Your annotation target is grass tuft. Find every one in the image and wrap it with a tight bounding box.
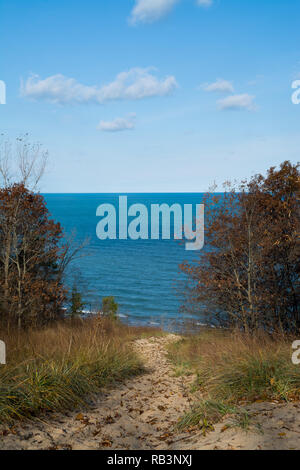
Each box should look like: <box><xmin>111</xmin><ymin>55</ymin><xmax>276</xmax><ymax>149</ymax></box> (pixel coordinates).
<box><xmin>0</xmin><ymin>317</ymin><xmax>160</xmax><ymax>424</ymax></box>
<box><xmin>168</xmin><ymin>329</ymin><xmax>300</xmax><ymax>431</ymax></box>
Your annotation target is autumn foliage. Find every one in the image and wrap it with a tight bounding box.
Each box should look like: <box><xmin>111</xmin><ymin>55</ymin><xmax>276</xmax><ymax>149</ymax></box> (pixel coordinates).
<box><xmin>0</xmin><ymin>183</ymin><xmax>66</xmax><ymax>328</ymax></box>
<box><xmin>180</xmin><ymin>161</ymin><xmax>300</xmax><ymax>334</ymax></box>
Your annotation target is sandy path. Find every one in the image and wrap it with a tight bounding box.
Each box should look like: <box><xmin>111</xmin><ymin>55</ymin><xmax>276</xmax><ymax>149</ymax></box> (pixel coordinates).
<box><xmin>0</xmin><ymin>334</ymin><xmax>299</xmax><ymax>450</ymax></box>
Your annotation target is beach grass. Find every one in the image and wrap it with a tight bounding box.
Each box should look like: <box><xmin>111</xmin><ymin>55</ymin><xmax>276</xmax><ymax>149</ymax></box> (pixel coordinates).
<box><xmin>0</xmin><ymin>317</ymin><xmax>160</xmax><ymax>424</ymax></box>
<box><xmin>168</xmin><ymin>329</ymin><xmax>300</xmax><ymax>431</ymax></box>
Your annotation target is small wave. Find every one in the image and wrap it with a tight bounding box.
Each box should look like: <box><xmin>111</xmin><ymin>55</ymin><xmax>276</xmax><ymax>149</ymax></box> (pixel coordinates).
<box><xmin>117</xmin><ymin>313</ymin><xmax>128</xmax><ymax>318</ymax></box>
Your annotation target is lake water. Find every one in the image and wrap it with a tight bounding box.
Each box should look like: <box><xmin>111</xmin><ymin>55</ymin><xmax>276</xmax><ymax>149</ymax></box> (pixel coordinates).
<box><xmin>44</xmin><ymin>193</ymin><xmax>205</xmax><ymax>328</ymax></box>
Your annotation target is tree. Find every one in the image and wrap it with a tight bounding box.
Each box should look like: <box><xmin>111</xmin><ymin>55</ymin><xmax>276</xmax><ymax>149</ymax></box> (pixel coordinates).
<box><xmin>69</xmin><ymin>285</ymin><xmax>84</xmax><ymax>317</ymax></box>
<box><xmin>0</xmin><ymin>136</ymin><xmax>88</xmax><ymax>329</ymax></box>
<box><xmin>0</xmin><ymin>183</ymin><xmax>66</xmax><ymax>328</ymax></box>
<box><xmin>102</xmin><ymin>296</ymin><xmax>118</xmax><ymax>320</ymax></box>
<box><xmin>0</xmin><ymin>135</ymin><xmax>47</xmax><ymax>190</ymax></box>
<box><xmin>180</xmin><ymin>161</ymin><xmax>300</xmax><ymax>334</ymax></box>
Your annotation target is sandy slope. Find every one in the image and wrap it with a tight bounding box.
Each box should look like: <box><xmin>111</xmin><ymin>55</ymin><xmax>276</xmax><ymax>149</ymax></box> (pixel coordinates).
<box><xmin>0</xmin><ymin>334</ymin><xmax>299</xmax><ymax>450</ymax></box>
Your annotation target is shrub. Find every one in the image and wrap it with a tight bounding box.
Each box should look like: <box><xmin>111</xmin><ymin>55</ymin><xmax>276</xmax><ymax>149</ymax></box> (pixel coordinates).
<box><xmin>102</xmin><ymin>296</ymin><xmax>118</xmax><ymax>320</ymax></box>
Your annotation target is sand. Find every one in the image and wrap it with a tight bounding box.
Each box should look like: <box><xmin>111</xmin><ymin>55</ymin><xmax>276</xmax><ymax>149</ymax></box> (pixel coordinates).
<box><xmin>0</xmin><ymin>334</ymin><xmax>299</xmax><ymax>450</ymax></box>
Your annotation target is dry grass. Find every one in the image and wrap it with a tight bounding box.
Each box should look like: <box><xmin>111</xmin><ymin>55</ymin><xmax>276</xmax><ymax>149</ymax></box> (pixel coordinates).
<box><xmin>0</xmin><ymin>317</ymin><xmax>161</xmax><ymax>424</ymax></box>
<box><xmin>168</xmin><ymin>329</ymin><xmax>300</xmax><ymax>431</ymax></box>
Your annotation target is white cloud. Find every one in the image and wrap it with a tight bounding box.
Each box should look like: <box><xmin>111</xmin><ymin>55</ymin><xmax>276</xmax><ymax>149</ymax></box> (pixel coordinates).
<box><xmin>129</xmin><ymin>0</ymin><xmax>212</xmax><ymax>24</ymax></box>
<box><xmin>203</xmin><ymin>79</ymin><xmax>234</xmax><ymax>93</ymax></box>
<box><xmin>197</xmin><ymin>0</ymin><xmax>213</xmax><ymax>7</ymax></box>
<box><xmin>98</xmin><ymin>114</ymin><xmax>136</xmax><ymax>132</ymax></box>
<box><xmin>217</xmin><ymin>94</ymin><xmax>256</xmax><ymax>111</ymax></box>
<box><xmin>130</xmin><ymin>0</ymin><xmax>179</xmax><ymax>24</ymax></box>
<box><xmin>21</xmin><ymin>68</ymin><xmax>178</xmax><ymax>105</ymax></box>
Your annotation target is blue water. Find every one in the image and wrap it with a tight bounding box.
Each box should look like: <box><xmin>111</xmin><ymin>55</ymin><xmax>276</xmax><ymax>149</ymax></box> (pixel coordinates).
<box><xmin>44</xmin><ymin>194</ymin><xmax>204</xmax><ymax>327</ymax></box>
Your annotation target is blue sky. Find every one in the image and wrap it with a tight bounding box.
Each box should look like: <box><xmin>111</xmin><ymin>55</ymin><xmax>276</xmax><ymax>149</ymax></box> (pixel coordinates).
<box><xmin>1</xmin><ymin>0</ymin><xmax>300</xmax><ymax>192</ymax></box>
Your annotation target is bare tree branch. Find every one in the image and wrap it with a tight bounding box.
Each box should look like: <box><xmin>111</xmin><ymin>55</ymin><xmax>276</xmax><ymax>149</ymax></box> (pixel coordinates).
<box><xmin>0</xmin><ymin>134</ymin><xmax>48</xmax><ymax>190</ymax></box>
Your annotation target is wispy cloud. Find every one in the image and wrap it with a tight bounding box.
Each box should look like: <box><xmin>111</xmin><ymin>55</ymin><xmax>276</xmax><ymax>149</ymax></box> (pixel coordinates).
<box><xmin>203</xmin><ymin>79</ymin><xmax>234</xmax><ymax>93</ymax></box>
<box><xmin>196</xmin><ymin>0</ymin><xmax>213</xmax><ymax>7</ymax></box>
<box><xmin>130</xmin><ymin>0</ymin><xmax>179</xmax><ymax>24</ymax></box>
<box><xmin>21</xmin><ymin>68</ymin><xmax>178</xmax><ymax>105</ymax></box>
<box><xmin>98</xmin><ymin>114</ymin><xmax>136</xmax><ymax>132</ymax></box>
<box><xmin>217</xmin><ymin>94</ymin><xmax>256</xmax><ymax>111</ymax></box>
<box><xmin>129</xmin><ymin>0</ymin><xmax>213</xmax><ymax>24</ymax></box>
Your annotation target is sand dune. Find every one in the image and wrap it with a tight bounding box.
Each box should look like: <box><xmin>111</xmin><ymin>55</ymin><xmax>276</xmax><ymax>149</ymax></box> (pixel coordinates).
<box><xmin>0</xmin><ymin>335</ymin><xmax>299</xmax><ymax>450</ymax></box>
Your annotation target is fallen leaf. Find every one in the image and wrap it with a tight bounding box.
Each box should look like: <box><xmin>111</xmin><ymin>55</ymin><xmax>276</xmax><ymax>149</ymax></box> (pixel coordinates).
<box><xmin>159</xmin><ymin>432</ymin><xmax>172</xmax><ymax>441</ymax></box>
<box><xmin>105</xmin><ymin>415</ymin><xmax>115</xmax><ymax>424</ymax></box>
<box><xmin>101</xmin><ymin>439</ymin><xmax>112</xmax><ymax>447</ymax></box>
<box><xmin>75</xmin><ymin>413</ymin><xmax>84</xmax><ymax>422</ymax></box>
<box><xmin>158</xmin><ymin>405</ymin><xmax>166</xmax><ymax>411</ymax></box>
<box><xmin>221</xmin><ymin>425</ymin><xmax>230</xmax><ymax>433</ymax></box>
